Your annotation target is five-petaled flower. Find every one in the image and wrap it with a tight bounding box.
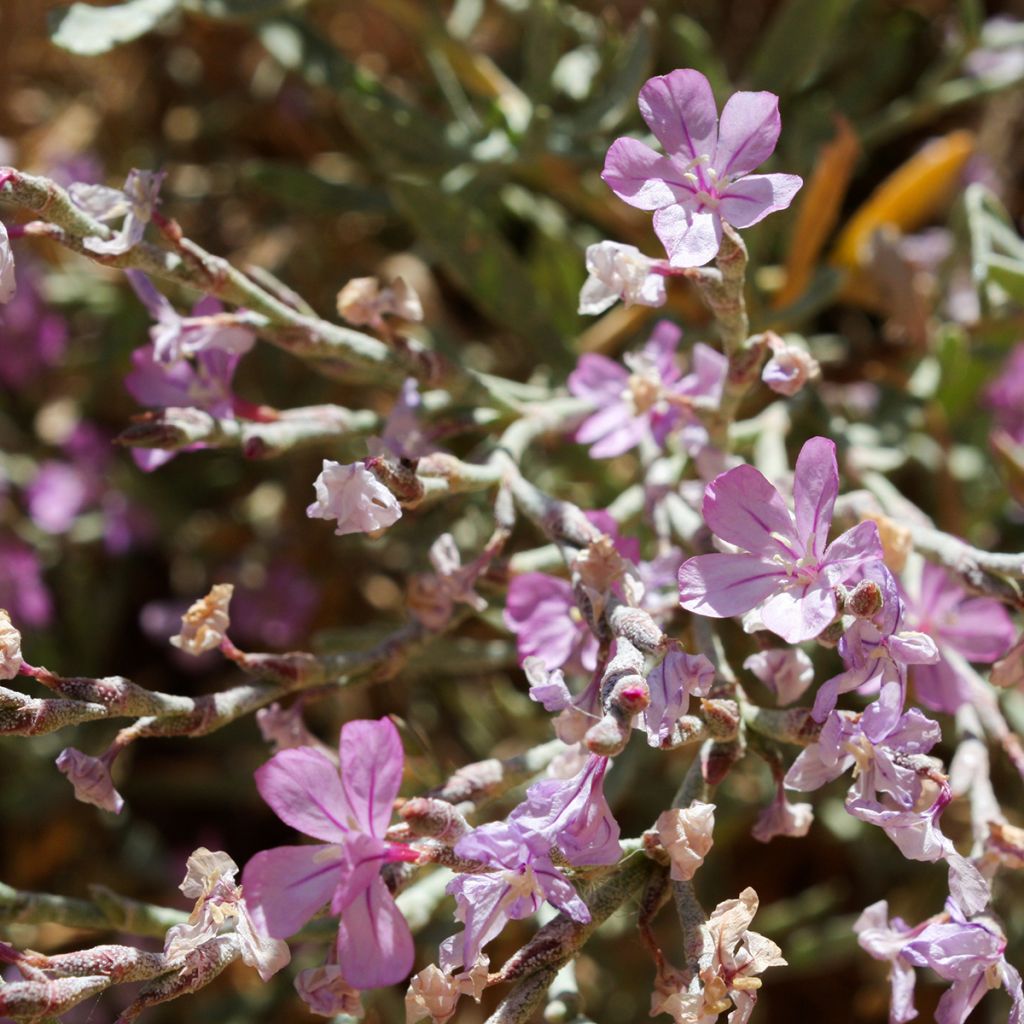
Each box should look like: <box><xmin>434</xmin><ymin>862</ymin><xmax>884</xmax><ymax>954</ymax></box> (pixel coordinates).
<box><xmin>678</xmin><ymin>436</ymin><xmax>884</xmax><ymax>643</ymax></box>
<box><xmin>603</xmin><ymin>70</ymin><xmax>802</xmax><ymax>267</ymax></box>
<box><xmin>242</xmin><ymin>717</ymin><xmax>418</xmax><ymax>989</ymax></box>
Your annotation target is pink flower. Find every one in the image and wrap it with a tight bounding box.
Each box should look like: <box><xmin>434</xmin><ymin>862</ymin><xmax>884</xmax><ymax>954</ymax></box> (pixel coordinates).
<box><xmin>0</xmin><ymin>260</ymin><xmax>68</xmax><ymax>387</ymax></box>
<box><xmin>578</xmin><ymin>241</ymin><xmax>668</xmax><ymax>315</ymax></box>
<box><xmin>678</xmin><ymin>436</ymin><xmax>884</xmax><ymax>643</ymax></box>
<box><xmin>761</xmin><ymin>335</ymin><xmax>819</xmax><ymax>397</ymax></box>
<box><xmin>568</xmin><ymin>321</ymin><xmax>727</xmax><ymax>458</ymax></box>
<box><xmin>306</xmin><ymin>460</ymin><xmax>403</xmax><ymax>537</ymax></box>
<box><xmin>903</xmin><ymin>562</ymin><xmax>1015</xmax><ymax>714</ymax></box>
<box><xmin>242</xmin><ymin>718</ymin><xmax>417</xmax><ymax>989</ymax></box>
<box><xmin>55</xmin><ymin>747</ymin><xmax>124</xmax><ymax>814</ymax></box>
<box><xmin>0</xmin><ymin>220</ymin><xmax>15</xmax><ymax>303</ymax></box>
<box><xmin>986</xmin><ymin>342</ymin><xmax>1024</xmax><ymax>445</ymax></box>
<box><xmin>602</xmin><ymin>69</ymin><xmax>802</xmax><ymax>267</ymax></box>
<box><xmin>504</xmin><ymin>573</ymin><xmax>598</xmax><ymax>674</ymax></box>
<box><xmin>743</xmin><ymin>647</ymin><xmax>814</xmax><ymax>705</ymax></box>
<box><xmin>644</xmin><ymin>643</ymin><xmax>715</xmax><ymax>748</ymax></box>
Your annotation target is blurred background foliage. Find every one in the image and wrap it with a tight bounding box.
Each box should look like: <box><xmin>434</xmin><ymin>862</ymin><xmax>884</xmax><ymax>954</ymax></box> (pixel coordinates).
<box><xmin>3</xmin><ymin>0</ymin><xmax>1024</xmax><ymax>1021</ymax></box>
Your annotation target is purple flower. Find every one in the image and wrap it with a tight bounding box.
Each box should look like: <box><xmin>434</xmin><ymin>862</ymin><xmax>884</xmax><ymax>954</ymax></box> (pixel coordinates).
<box><xmin>568</xmin><ymin>321</ymin><xmax>727</xmax><ymax>458</ymax></box>
<box><xmin>229</xmin><ymin>560</ymin><xmax>319</xmax><ymax>649</ymax></box>
<box><xmin>856</xmin><ymin>899</ymin><xmax>1023</xmax><ymax>1024</ymax></box>
<box><xmin>306</xmin><ymin>460</ymin><xmax>403</xmax><ymax>537</ymax></box>
<box><xmin>125</xmin><ymin>344</ymin><xmax>239</xmax><ymax>419</ymax></box>
<box><xmin>578</xmin><ymin>241</ymin><xmax>668</xmax><ymax>315</ymax></box>
<box><xmin>25</xmin><ymin>462</ymin><xmax>94</xmax><ymax>534</ymax></box>
<box><xmin>0</xmin><ymin>262</ymin><xmax>68</xmax><ymax>387</ymax></box>
<box><xmin>0</xmin><ymin>220</ymin><xmax>15</xmax><ymax>303</ymax></box>
<box><xmin>644</xmin><ymin>643</ymin><xmax>715</xmax><ymax>748</ymax></box>
<box><xmin>375</xmin><ymin>378</ymin><xmax>433</xmax><ymax>460</ymax></box>
<box><xmin>55</xmin><ymin>747</ymin><xmax>124</xmax><ymax>814</ymax></box>
<box><xmin>504</xmin><ymin>572</ymin><xmax>598</xmax><ymax>674</ymax></box>
<box><xmin>446</xmin><ymin>821</ymin><xmax>590</xmax><ymax>970</ymax></box>
<box><xmin>903</xmin><ymin>562</ymin><xmax>1015</xmax><ymax>714</ymax></box>
<box><xmin>678</xmin><ymin>436</ymin><xmax>884</xmax><ymax>643</ymax></box>
<box><xmin>986</xmin><ymin>343</ymin><xmax>1024</xmax><ymax>446</ymax></box>
<box><xmin>0</xmin><ymin>537</ymin><xmax>52</xmax><ymax>627</ymax></box>
<box><xmin>126</xmin><ymin>271</ymin><xmax>256</xmax><ymax>365</ymax></box>
<box><xmin>242</xmin><ymin>717</ymin><xmax>416</xmax><ymax>989</ymax></box>
<box><xmin>70</xmin><ymin>169</ymin><xmax>164</xmax><ymax>256</ymax></box>
<box><xmin>602</xmin><ymin>69</ymin><xmax>802</xmax><ymax>267</ymax></box>
<box><xmin>752</xmin><ymin>784</ymin><xmax>812</xmax><ymax>843</ymax></box>
<box><xmin>508</xmin><ymin>755</ymin><xmax>621</xmax><ymax>866</ymax></box>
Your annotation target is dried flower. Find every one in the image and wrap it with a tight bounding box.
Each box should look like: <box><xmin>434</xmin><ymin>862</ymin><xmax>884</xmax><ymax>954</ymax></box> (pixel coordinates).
<box><xmin>761</xmin><ymin>334</ymin><xmax>819</xmax><ymax>397</ymax></box>
<box><xmin>0</xmin><ymin>609</ymin><xmax>22</xmax><ymax>680</ymax></box>
<box><xmin>306</xmin><ymin>460</ymin><xmax>403</xmax><ymax>537</ymax></box>
<box><xmin>655</xmin><ymin>800</ymin><xmax>715</xmax><ymax>881</ymax></box>
<box><xmin>337</xmin><ymin>275</ymin><xmax>423</xmax><ymax>328</ymax></box>
<box><xmin>578</xmin><ymin>241</ymin><xmax>667</xmax><ymax>315</ymax></box>
<box><xmin>295</xmin><ymin>963</ymin><xmax>364</xmax><ymax>1017</ymax></box>
<box><xmin>55</xmin><ymin>747</ymin><xmax>124</xmax><ymax>814</ymax></box>
<box><xmin>71</xmin><ymin>169</ymin><xmax>163</xmax><ymax>256</ymax></box>
<box><xmin>170</xmin><ymin>583</ymin><xmax>234</xmax><ymax>656</ymax></box>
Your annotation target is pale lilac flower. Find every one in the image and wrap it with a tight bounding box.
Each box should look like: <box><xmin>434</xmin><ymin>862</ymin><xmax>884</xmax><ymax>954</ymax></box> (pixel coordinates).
<box><xmin>256</xmin><ymin>702</ymin><xmax>323</xmax><ymax>754</ymax></box>
<box><xmin>446</xmin><ymin>821</ymin><xmax>590</xmax><ymax>969</ymax></box>
<box><xmin>242</xmin><ymin>718</ymin><xmax>416</xmax><ymax>989</ymax></box>
<box><xmin>603</xmin><ymin>70</ymin><xmax>802</xmax><ymax>267</ymax></box>
<box><xmin>743</xmin><ymin>647</ymin><xmax>814</xmax><ymax>705</ymax></box>
<box><xmin>71</xmin><ymin>169</ymin><xmax>164</xmax><ymax>256</ymax></box>
<box><xmin>504</xmin><ymin>572</ymin><xmax>598</xmax><ymax>674</ymax></box>
<box><xmin>761</xmin><ymin>335</ymin><xmax>819</xmax><ymax>397</ymax></box>
<box><xmin>986</xmin><ymin>342</ymin><xmax>1024</xmax><ymax>445</ymax></box>
<box><xmin>0</xmin><ymin>220</ymin><xmax>14</xmax><ymax>303</ymax></box>
<box><xmin>578</xmin><ymin>240</ymin><xmax>668</xmax><ymax>315</ymax></box>
<box><xmin>902</xmin><ymin>562</ymin><xmax>1015</xmax><ymax>714</ymax></box>
<box><xmin>508</xmin><ymin>754</ymin><xmax>621</xmax><ymax>866</ymax></box>
<box><xmin>125</xmin><ymin>344</ymin><xmax>239</xmax><ymax>421</ymax></box>
<box><xmin>408</xmin><ymin>533</ymin><xmax>489</xmax><ymax>630</ymax></box>
<box><xmin>965</xmin><ymin>17</ymin><xmax>1024</xmax><ymax>82</ymax></box>
<box><xmin>374</xmin><ymin>377</ymin><xmax>433</xmax><ymax>460</ymax></box>
<box><xmin>655</xmin><ymin>800</ymin><xmax>715</xmax><ymax>880</ymax></box>
<box><xmin>644</xmin><ymin>643</ymin><xmax>715</xmax><ymax>747</ymax></box>
<box><xmin>25</xmin><ymin>462</ymin><xmax>93</xmax><ymax>534</ymax></box>
<box><xmin>295</xmin><ymin>963</ymin><xmax>364</xmax><ymax>1017</ymax></box>
<box><xmin>126</xmin><ymin>271</ymin><xmax>256</xmax><ymax>365</ymax></box>
<box><xmin>524</xmin><ymin>657</ymin><xmax>573</xmax><ymax>712</ymax></box>
<box><xmin>306</xmin><ymin>460</ymin><xmax>403</xmax><ymax>537</ymax></box>
<box><xmin>678</xmin><ymin>437</ymin><xmax>884</xmax><ymax>643</ymax></box>
<box><xmin>856</xmin><ymin>898</ymin><xmax>1023</xmax><ymax>1024</ymax></box>
<box><xmin>55</xmin><ymin>747</ymin><xmax>124</xmax><ymax>814</ymax></box>
<box><xmin>568</xmin><ymin>321</ymin><xmax>727</xmax><ymax>458</ymax></box>
<box><xmin>0</xmin><ymin>610</ymin><xmax>21</xmax><ymax>680</ymax></box>
<box><xmin>0</xmin><ymin>262</ymin><xmax>68</xmax><ymax>386</ymax></box>
<box><xmin>165</xmin><ymin>848</ymin><xmax>289</xmax><ymax>981</ymax></box>
<box><xmin>752</xmin><ymin>784</ymin><xmax>812</xmax><ymax>843</ymax></box>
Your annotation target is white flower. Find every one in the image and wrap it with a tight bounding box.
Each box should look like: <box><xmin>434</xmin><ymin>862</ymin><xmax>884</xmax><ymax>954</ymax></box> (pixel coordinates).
<box><xmin>0</xmin><ymin>221</ymin><xmax>15</xmax><ymax>304</ymax></box>
<box><xmin>0</xmin><ymin>609</ymin><xmax>22</xmax><ymax>679</ymax></box>
<box><xmin>656</xmin><ymin>800</ymin><xmax>715</xmax><ymax>881</ymax></box>
<box><xmin>306</xmin><ymin>460</ymin><xmax>402</xmax><ymax>536</ymax></box>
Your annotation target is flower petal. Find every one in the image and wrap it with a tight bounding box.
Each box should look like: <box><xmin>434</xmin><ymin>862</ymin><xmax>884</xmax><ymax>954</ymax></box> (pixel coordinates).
<box><xmin>255</xmin><ymin>747</ymin><xmax>352</xmax><ymax>842</ymax></box>
<box><xmin>653</xmin><ymin>205</ymin><xmax>722</xmax><ymax>268</ymax></box>
<box><xmin>339</xmin><ymin>717</ymin><xmax>404</xmax><ymax>838</ymax></box>
<box><xmin>759</xmin><ymin>580</ymin><xmax>837</xmax><ymax>644</ymax></box>
<box><xmin>601</xmin><ymin>138</ymin><xmax>692</xmax><ymax>211</ymax></box>
<box><xmin>713</xmin><ymin>91</ymin><xmax>781</xmax><ymax>180</ymax></box>
<box><xmin>567</xmin><ymin>353</ymin><xmax>628</xmax><ymax>403</ymax></box>
<box><xmin>719</xmin><ymin>173</ymin><xmax>803</xmax><ymax>228</ymax></box>
<box><xmin>702</xmin><ymin>463</ymin><xmax>799</xmax><ymax>557</ymax></box>
<box><xmin>678</xmin><ymin>553</ymin><xmax>786</xmax><ymax>619</ymax></box>
<box><xmin>638</xmin><ymin>70</ymin><xmax>718</xmax><ymax>166</ymax></box>
<box><xmin>337</xmin><ymin>874</ymin><xmax>414</xmax><ymax>988</ymax></box>
<box><xmin>792</xmin><ymin>436</ymin><xmax>839</xmax><ymax>558</ymax></box>
<box><xmin>242</xmin><ymin>844</ymin><xmax>343</xmax><ymax>939</ymax></box>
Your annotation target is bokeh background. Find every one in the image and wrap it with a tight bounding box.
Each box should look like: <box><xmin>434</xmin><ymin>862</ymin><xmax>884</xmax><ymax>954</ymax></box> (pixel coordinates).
<box><xmin>3</xmin><ymin>0</ymin><xmax>1024</xmax><ymax>1021</ymax></box>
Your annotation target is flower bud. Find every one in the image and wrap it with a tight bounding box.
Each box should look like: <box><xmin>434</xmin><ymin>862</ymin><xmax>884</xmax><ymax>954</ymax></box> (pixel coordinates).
<box><xmin>170</xmin><ymin>584</ymin><xmax>233</xmax><ymax>656</ymax></box>
<box><xmin>399</xmin><ymin>797</ymin><xmax>470</xmax><ymax>843</ymax></box>
<box><xmin>847</xmin><ymin>579</ymin><xmax>884</xmax><ymax>619</ymax></box>
<box><xmin>761</xmin><ymin>332</ymin><xmax>820</xmax><ymax>397</ymax></box>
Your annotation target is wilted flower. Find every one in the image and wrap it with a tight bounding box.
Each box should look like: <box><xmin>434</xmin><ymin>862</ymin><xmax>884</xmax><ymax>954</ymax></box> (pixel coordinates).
<box><xmin>165</xmin><ymin>848</ymin><xmax>289</xmax><ymax>981</ymax></box>
<box><xmin>578</xmin><ymin>240</ymin><xmax>668</xmax><ymax>315</ymax></box>
<box><xmin>0</xmin><ymin>610</ymin><xmax>22</xmax><ymax>680</ymax></box>
<box><xmin>405</xmin><ymin>961</ymin><xmax>488</xmax><ymax>1024</ymax></box>
<box><xmin>55</xmin><ymin>747</ymin><xmax>124</xmax><ymax>814</ymax></box>
<box><xmin>655</xmin><ymin>800</ymin><xmax>715</xmax><ymax>881</ymax></box>
<box><xmin>645</xmin><ymin>644</ymin><xmax>716</xmax><ymax>747</ymax></box>
<box><xmin>761</xmin><ymin>335</ymin><xmax>819</xmax><ymax>397</ymax></box>
<box><xmin>306</xmin><ymin>460</ymin><xmax>403</xmax><ymax>537</ymax></box>
<box><xmin>71</xmin><ymin>169</ymin><xmax>164</xmax><ymax>256</ymax></box>
<box><xmin>0</xmin><ymin>220</ymin><xmax>15</xmax><ymax>303</ymax></box>
<box><xmin>337</xmin><ymin>275</ymin><xmax>423</xmax><ymax>328</ymax></box>
<box><xmin>751</xmin><ymin>785</ymin><xmax>812</xmax><ymax>843</ymax></box>
<box><xmin>170</xmin><ymin>583</ymin><xmax>234</xmax><ymax>656</ymax></box>
<box><xmin>295</xmin><ymin>963</ymin><xmax>364</xmax><ymax>1017</ymax></box>
<box><xmin>603</xmin><ymin>70</ymin><xmax>802</xmax><ymax>267</ymax></box>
